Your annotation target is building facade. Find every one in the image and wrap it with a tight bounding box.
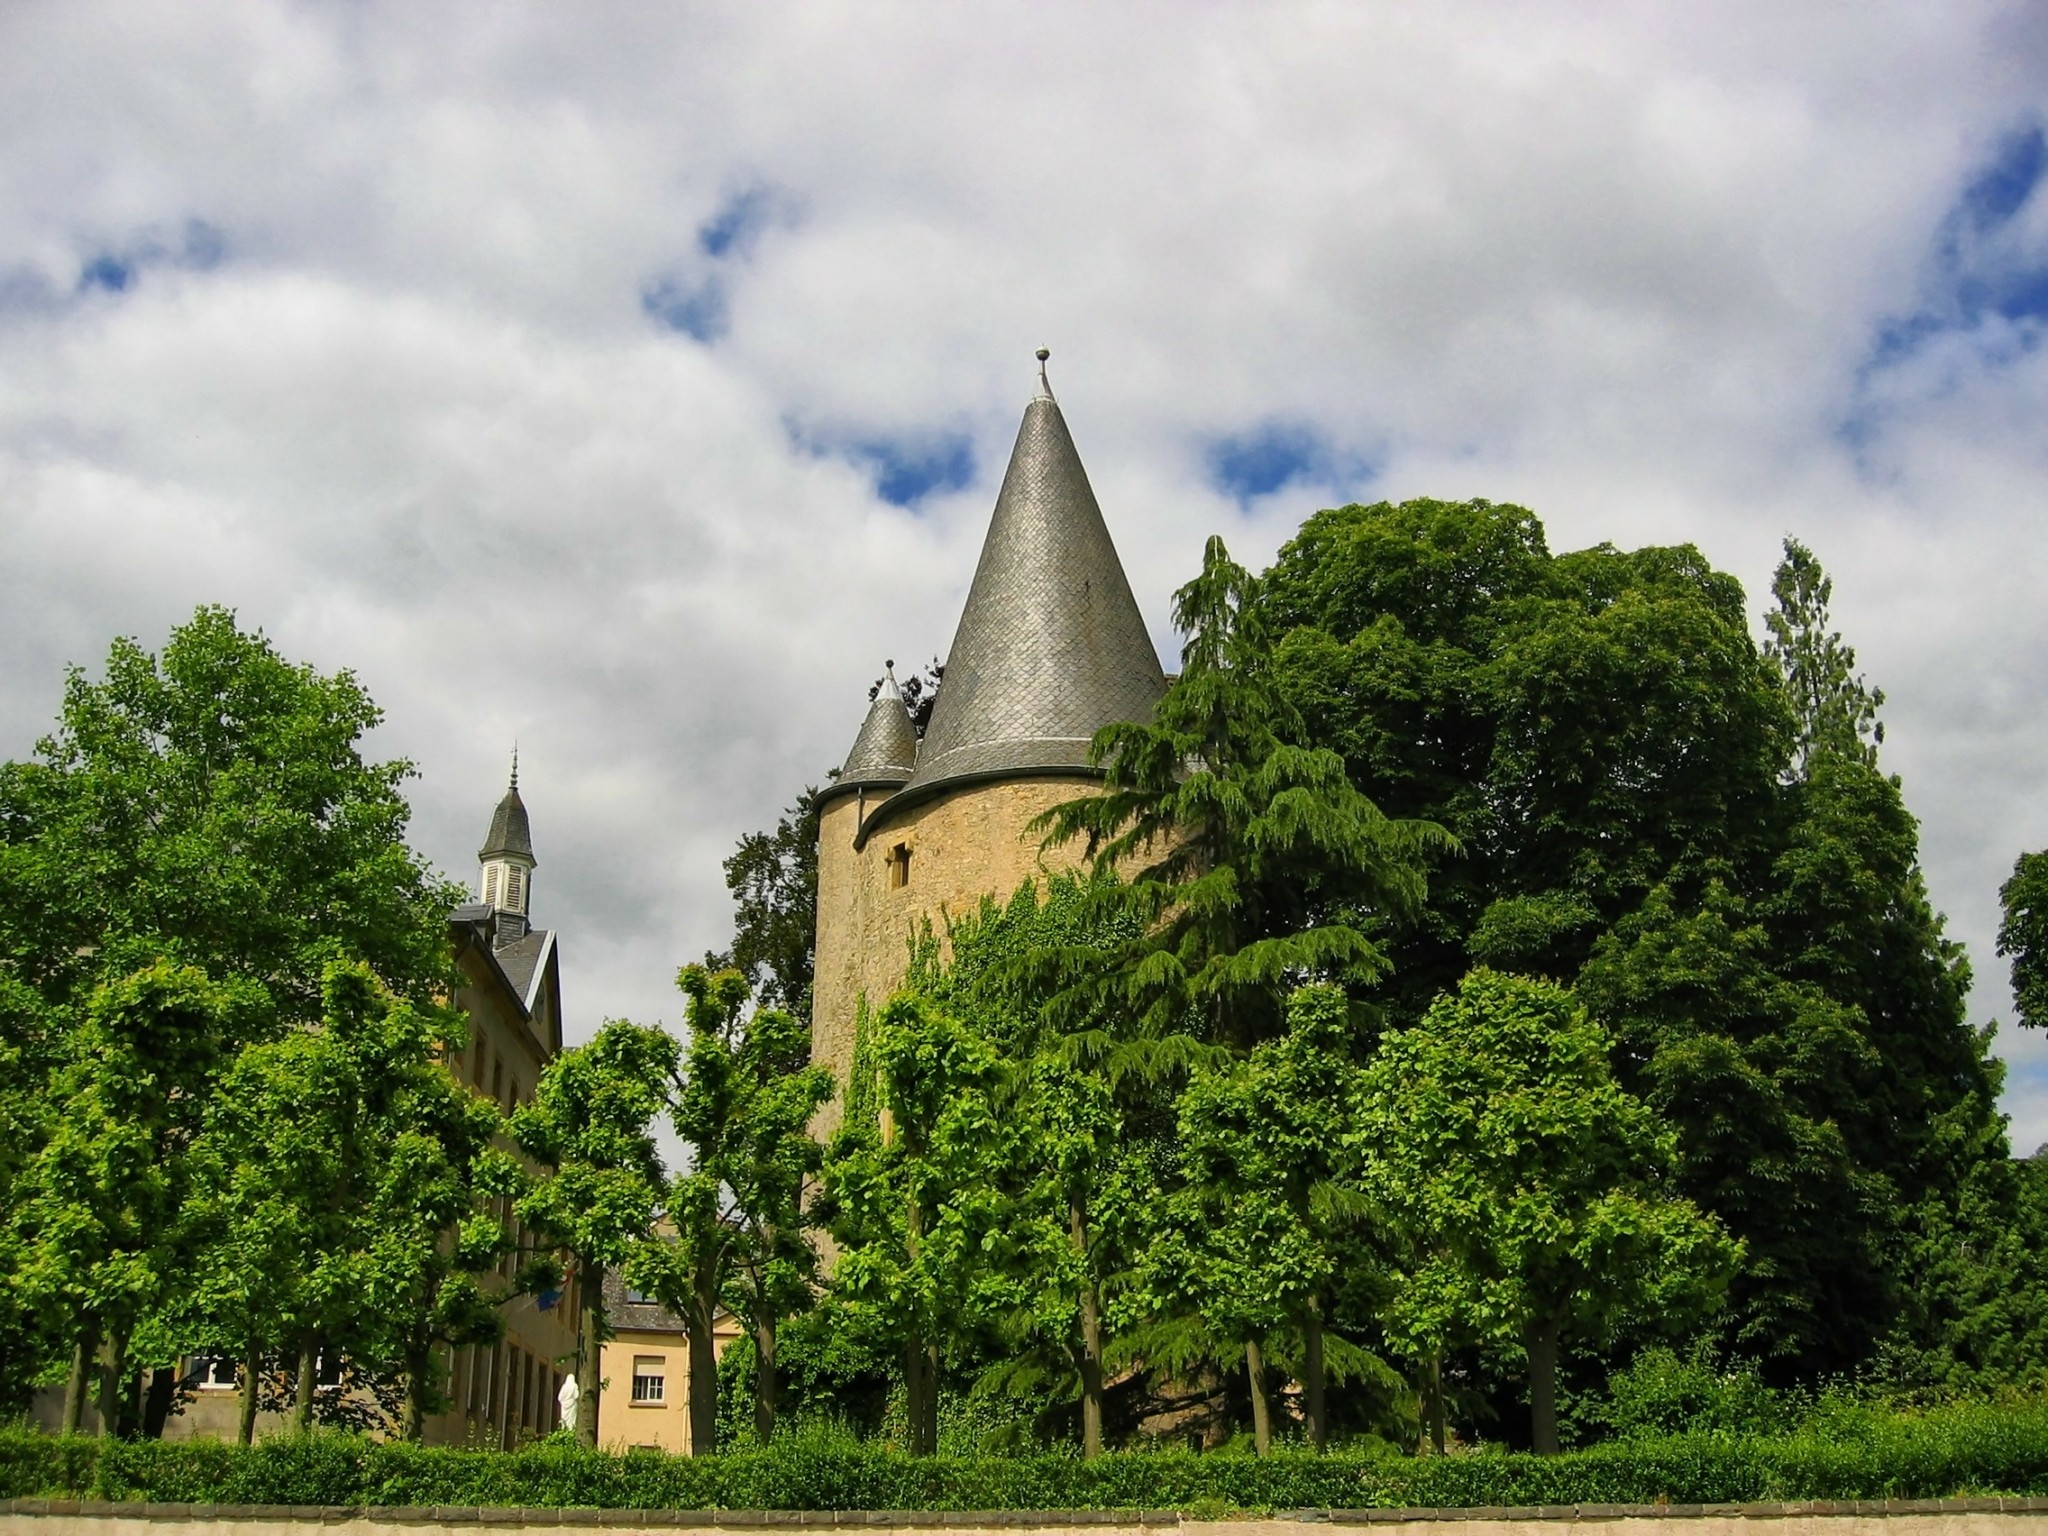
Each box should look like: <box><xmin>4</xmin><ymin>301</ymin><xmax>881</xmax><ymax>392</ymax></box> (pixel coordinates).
<box><xmin>594</xmin><ymin>1272</ymin><xmax>742</xmax><ymax>1453</ymax></box>
<box><xmin>810</xmin><ymin>355</ymin><xmax>1168</xmax><ymax>1133</ymax></box>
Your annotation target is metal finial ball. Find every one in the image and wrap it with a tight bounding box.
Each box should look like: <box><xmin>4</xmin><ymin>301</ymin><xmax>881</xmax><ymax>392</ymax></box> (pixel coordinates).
<box><xmin>1035</xmin><ymin>348</ymin><xmax>1050</xmax><ymax>361</ymax></box>
<box><xmin>886</xmin><ymin>658</ymin><xmax>895</xmax><ymax>670</ymax></box>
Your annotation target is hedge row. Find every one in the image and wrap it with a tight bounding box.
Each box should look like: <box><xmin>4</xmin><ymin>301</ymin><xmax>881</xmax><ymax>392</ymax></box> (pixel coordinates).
<box><xmin>5</xmin><ymin>1403</ymin><xmax>2048</xmax><ymax>1512</ymax></box>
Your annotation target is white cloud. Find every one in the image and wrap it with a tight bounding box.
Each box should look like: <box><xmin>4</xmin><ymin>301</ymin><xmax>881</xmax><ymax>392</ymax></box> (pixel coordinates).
<box><xmin>4</xmin><ymin>0</ymin><xmax>2048</xmax><ymax>1143</ymax></box>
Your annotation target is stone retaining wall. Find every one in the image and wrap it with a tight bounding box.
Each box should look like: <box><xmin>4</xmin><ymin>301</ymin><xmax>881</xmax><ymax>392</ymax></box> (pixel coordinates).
<box><xmin>7</xmin><ymin>1499</ymin><xmax>2048</xmax><ymax>1536</ymax></box>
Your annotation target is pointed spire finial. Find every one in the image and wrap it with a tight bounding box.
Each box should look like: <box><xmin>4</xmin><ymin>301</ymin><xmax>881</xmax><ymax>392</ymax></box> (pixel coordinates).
<box><xmin>510</xmin><ymin>743</ymin><xmax>519</xmax><ymax>791</ymax></box>
<box><xmin>1034</xmin><ymin>347</ymin><xmax>1054</xmax><ymax>402</ymax></box>
<box><xmin>882</xmin><ymin>659</ymin><xmax>902</xmax><ymax>700</ymax></box>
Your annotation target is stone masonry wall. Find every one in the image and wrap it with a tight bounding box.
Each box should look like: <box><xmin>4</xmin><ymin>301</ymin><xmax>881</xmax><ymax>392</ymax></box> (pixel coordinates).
<box><xmin>809</xmin><ymin>775</ymin><xmax>1101</xmax><ymax>1140</ymax></box>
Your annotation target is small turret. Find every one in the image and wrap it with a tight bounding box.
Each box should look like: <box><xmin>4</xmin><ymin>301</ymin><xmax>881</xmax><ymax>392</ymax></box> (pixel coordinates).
<box><xmin>478</xmin><ymin>752</ymin><xmax>536</xmax><ymax>944</ymax></box>
<box><xmin>836</xmin><ymin>662</ymin><xmax>921</xmax><ymax>791</ymax></box>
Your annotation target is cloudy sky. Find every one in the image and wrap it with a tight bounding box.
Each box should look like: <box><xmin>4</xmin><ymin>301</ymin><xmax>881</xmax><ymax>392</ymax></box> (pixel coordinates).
<box><xmin>4</xmin><ymin>3</ymin><xmax>2048</xmax><ymax>1145</ymax></box>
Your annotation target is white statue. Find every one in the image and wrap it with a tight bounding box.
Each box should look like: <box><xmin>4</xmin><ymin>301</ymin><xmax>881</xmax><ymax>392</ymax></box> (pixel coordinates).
<box><xmin>557</xmin><ymin>1371</ymin><xmax>580</xmax><ymax>1434</ymax></box>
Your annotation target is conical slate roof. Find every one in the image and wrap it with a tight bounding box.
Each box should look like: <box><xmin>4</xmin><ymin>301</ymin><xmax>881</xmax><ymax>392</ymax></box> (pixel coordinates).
<box><xmin>836</xmin><ymin>668</ymin><xmax>920</xmax><ymax>790</ymax></box>
<box><xmin>480</xmin><ymin>772</ymin><xmax>534</xmax><ymax>863</ymax></box>
<box><xmin>896</xmin><ymin>367</ymin><xmax>1165</xmax><ymax>800</ymax></box>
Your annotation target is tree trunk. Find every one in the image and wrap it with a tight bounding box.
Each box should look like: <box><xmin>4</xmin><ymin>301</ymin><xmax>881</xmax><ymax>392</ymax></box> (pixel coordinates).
<box><xmin>1426</xmin><ymin>1349</ymin><xmax>1446</xmax><ymax>1456</ymax></box>
<box><xmin>575</xmin><ymin>1261</ymin><xmax>604</xmax><ymax>1447</ymax></box>
<box><xmin>142</xmin><ymin>1366</ymin><xmax>177</xmax><ymax>1439</ymax></box>
<box><xmin>97</xmin><ymin>1325</ymin><xmax>129</xmax><ymax>1440</ymax></box>
<box><xmin>239</xmin><ymin>1332</ymin><xmax>261</xmax><ymax>1445</ymax></box>
<box><xmin>293</xmin><ymin>1335</ymin><xmax>316</xmax><ymax>1435</ymax></box>
<box><xmin>902</xmin><ymin>1190</ymin><xmax>937</xmax><ymax>1457</ymax></box>
<box><xmin>688</xmin><ymin>1275</ymin><xmax>719</xmax><ymax>1456</ymax></box>
<box><xmin>753</xmin><ymin>1312</ymin><xmax>777</xmax><ymax>1447</ymax></box>
<box><xmin>63</xmin><ymin>1322</ymin><xmax>99</xmax><ymax>1435</ymax></box>
<box><xmin>402</xmin><ymin>1335</ymin><xmax>432</xmax><ymax>1443</ymax></box>
<box><xmin>1245</xmin><ymin>1338</ymin><xmax>1272</xmax><ymax>1456</ymax></box>
<box><xmin>1071</xmin><ymin>1199</ymin><xmax>1105</xmax><ymax>1460</ymax></box>
<box><xmin>1303</xmin><ymin>1297</ymin><xmax>1327</xmax><ymax>1451</ymax></box>
<box><xmin>1526</xmin><ymin>1316</ymin><xmax>1560</xmax><ymax>1455</ymax></box>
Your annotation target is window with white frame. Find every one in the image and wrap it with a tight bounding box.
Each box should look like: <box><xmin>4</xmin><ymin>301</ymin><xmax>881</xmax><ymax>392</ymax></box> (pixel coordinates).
<box><xmin>630</xmin><ymin>1356</ymin><xmax>665</xmax><ymax>1403</ymax></box>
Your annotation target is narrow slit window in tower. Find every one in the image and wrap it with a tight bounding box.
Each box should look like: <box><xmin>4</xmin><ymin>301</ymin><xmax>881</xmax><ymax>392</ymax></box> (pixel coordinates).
<box><xmin>889</xmin><ymin>843</ymin><xmax>911</xmax><ymax>889</ymax></box>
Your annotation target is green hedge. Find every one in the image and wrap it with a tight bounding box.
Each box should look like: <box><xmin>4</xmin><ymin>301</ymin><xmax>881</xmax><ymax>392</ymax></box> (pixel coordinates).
<box><xmin>5</xmin><ymin>1402</ymin><xmax>2048</xmax><ymax>1511</ymax></box>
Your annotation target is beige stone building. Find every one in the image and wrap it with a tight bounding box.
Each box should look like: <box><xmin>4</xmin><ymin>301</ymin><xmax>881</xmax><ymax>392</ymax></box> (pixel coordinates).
<box><xmin>811</xmin><ymin>353</ymin><xmax>1168</xmax><ymax>1133</ymax></box>
<box><xmin>594</xmin><ymin>1273</ymin><xmax>742</xmax><ymax>1452</ymax></box>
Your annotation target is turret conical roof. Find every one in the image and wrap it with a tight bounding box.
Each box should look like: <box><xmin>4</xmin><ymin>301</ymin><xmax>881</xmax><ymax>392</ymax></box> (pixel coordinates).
<box><xmin>836</xmin><ymin>667</ymin><xmax>920</xmax><ymax>790</ymax></box>
<box><xmin>480</xmin><ymin>769</ymin><xmax>534</xmax><ymax>864</ymax></box>
<box><xmin>895</xmin><ymin>368</ymin><xmax>1165</xmax><ymax>800</ymax></box>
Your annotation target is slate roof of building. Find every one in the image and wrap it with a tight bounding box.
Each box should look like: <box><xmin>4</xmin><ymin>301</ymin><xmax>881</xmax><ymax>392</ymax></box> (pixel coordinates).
<box><xmin>480</xmin><ymin>778</ymin><xmax>535</xmax><ymax>863</ymax></box>
<box><xmin>496</xmin><ymin>927</ymin><xmax>554</xmax><ymax>1008</ymax></box>
<box><xmin>602</xmin><ymin>1267</ymin><xmax>688</xmax><ymax>1334</ymax></box>
<box><xmin>886</xmin><ymin>370</ymin><xmax>1165</xmax><ymax>806</ymax></box>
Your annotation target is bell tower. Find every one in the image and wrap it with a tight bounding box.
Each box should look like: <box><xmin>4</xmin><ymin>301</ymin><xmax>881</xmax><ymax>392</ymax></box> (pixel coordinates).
<box><xmin>479</xmin><ymin>753</ymin><xmax>537</xmax><ymax>944</ymax></box>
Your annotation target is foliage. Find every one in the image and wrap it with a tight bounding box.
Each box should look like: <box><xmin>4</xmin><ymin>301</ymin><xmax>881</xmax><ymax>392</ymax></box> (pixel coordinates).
<box><xmin>15</xmin><ymin>1402</ymin><xmax>2048</xmax><ymax>1507</ymax></box>
<box><xmin>705</xmin><ymin>791</ymin><xmax>820</xmax><ymax>1018</ymax></box>
<box><xmin>8</xmin><ymin>963</ymin><xmax>244</xmax><ymax>1434</ymax></box>
<box><xmin>1762</xmin><ymin>536</ymin><xmax>1884</xmax><ymax>775</ymax></box>
<box><xmin>1998</xmin><ymin>850</ymin><xmax>2048</xmax><ymax>1033</ymax></box>
<box><xmin>1255</xmin><ymin>501</ymin><xmax>2016</xmax><ymax>1390</ymax></box>
<box><xmin>817</xmin><ymin>985</ymin><xmax>1017</xmax><ymax>1455</ymax></box>
<box><xmin>1356</xmin><ymin>969</ymin><xmax>1740</xmax><ymax>1454</ymax></box>
<box><xmin>183</xmin><ymin>962</ymin><xmax>506</xmax><ymax>1438</ymax></box>
<box><xmin>1035</xmin><ymin>533</ymin><xmax>1447</xmax><ymax>1066</ymax></box>
<box><xmin>0</xmin><ymin>606</ymin><xmax>461</xmax><ymax>1412</ymax></box>
<box><xmin>511</xmin><ymin>1022</ymin><xmax>675</xmax><ymax>1446</ymax></box>
<box><xmin>1144</xmin><ymin>983</ymin><xmax>1400</xmax><ymax>1452</ymax></box>
<box><xmin>630</xmin><ymin>965</ymin><xmax>833</xmax><ymax>1452</ymax></box>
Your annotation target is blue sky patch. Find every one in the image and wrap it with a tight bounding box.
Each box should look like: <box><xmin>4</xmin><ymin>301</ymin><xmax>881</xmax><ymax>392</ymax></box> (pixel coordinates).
<box><xmin>641</xmin><ymin>273</ymin><xmax>727</xmax><ymax>342</ymax></box>
<box><xmin>73</xmin><ymin>219</ymin><xmax>226</xmax><ymax>298</ymax></box>
<box><xmin>792</xmin><ymin>421</ymin><xmax>977</xmax><ymax>508</ymax></box>
<box><xmin>1204</xmin><ymin>421</ymin><xmax>1375</xmax><ymax>505</ymax></box>
<box><xmin>849</xmin><ymin>432</ymin><xmax>976</xmax><ymax>507</ymax></box>
<box><xmin>1860</xmin><ymin>124</ymin><xmax>2048</xmax><ymax>378</ymax></box>
<box><xmin>699</xmin><ymin>186</ymin><xmax>780</xmax><ymax>259</ymax></box>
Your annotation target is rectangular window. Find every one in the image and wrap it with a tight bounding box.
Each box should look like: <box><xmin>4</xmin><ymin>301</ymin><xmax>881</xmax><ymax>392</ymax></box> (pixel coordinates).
<box><xmin>484</xmin><ymin>866</ymin><xmax>500</xmax><ymax>907</ymax></box>
<box><xmin>186</xmin><ymin>1354</ymin><xmax>237</xmax><ymax>1389</ymax></box>
<box><xmin>888</xmin><ymin>843</ymin><xmax>911</xmax><ymax>889</ymax></box>
<box><xmin>631</xmin><ymin>1356</ymin><xmax>665</xmax><ymax>1404</ymax></box>
<box><xmin>507</xmin><ymin>867</ymin><xmax>524</xmax><ymax>909</ymax></box>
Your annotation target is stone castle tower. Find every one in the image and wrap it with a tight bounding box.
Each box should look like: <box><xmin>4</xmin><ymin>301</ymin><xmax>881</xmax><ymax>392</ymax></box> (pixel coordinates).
<box><xmin>810</xmin><ymin>355</ymin><xmax>1167</xmax><ymax>1132</ymax></box>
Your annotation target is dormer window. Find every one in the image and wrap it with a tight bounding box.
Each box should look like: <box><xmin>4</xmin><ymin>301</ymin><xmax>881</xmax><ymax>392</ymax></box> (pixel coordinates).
<box><xmin>888</xmin><ymin>843</ymin><xmax>912</xmax><ymax>889</ymax></box>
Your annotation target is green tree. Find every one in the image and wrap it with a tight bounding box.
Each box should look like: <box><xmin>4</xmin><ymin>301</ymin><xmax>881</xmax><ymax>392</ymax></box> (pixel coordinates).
<box><xmin>1035</xmin><ymin>535</ymin><xmax>1444</xmax><ymax>1065</ymax></box>
<box><xmin>706</xmin><ymin>791</ymin><xmax>820</xmax><ymax>1017</ymax></box>
<box><xmin>510</xmin><ymin>1020</ymin><xmax>673</xmax><ymax>1447</ymax></box>
<box><xmin>631</xmin><ymin>964</ymin><xmax>833</xmax><ymax>1452</ymax></box>
<box><xmin>1034</xmin><ymin>534</ymin><xmax>1442</xmax><ymax>1437</ymax></box>
<box><xmin>1358</xmin><ymin>969</ymin><xmax>1739</xmax><ymax>1454</ymax></box>
<box><xmin>820</xmin><ymin>988</ymin><xmax>1015</xmax><ymax>1456</ymax></box>
<box><xmin>1148</xmin><ymin>983</ymin><xmax>1390</xmax><ymax>1452</ymax></box>
<box><xmin>1575</xmin><ymin>882</ymin><xmax>1890</xmax><ymax>1373</ymax></box>
<box><xmin>184</xmin><ymin>962</ymin><xmax>499</xmax><ymax>1438</ymax></box>
<box><xmin>1259</xmin><ymin>500</ymin><xmax>1791</xmax><ymax>1024</ymax></box>
<box><xmin>0</xmin><ymin>607</ymin><xmax>460</xmax><ymax>1404</ymax></box>
<box><xmin>1762</xmin><ymin>536</ymin><xmax>1884</xmax><ymax>775</ymax></box>
<box><xmin>10</xmin><ymin>963</ymin><xmax>239</xmax><ymax>1435</ymax></box>
<box><xmin>1997</xmin><ymin>850</ymin><xmax>2048</xmax><ymax>1032</ymax></box>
